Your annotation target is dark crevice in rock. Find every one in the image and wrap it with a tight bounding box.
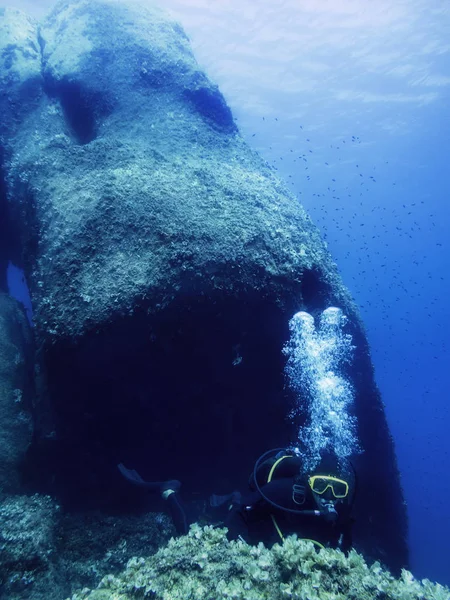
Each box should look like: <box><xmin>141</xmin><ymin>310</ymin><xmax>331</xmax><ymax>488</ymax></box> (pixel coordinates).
<box><xmin>48</xmin><ymin>78</ymin><xmax>97</xmax><ymax>144</ymax></box>
<box><xmin>185</xmin><ymin>75</ymin><xmax>237</xmax><ymax>133</ymax></box>
<box><xmin>43</xmin><ymin>75</ymin><xmax>112</xmax><ymax>145</ymax></box>
<box><xmin>37</xmin><ymin>27</ymin><xmax>46</xmax><ymax>64</ymax></box>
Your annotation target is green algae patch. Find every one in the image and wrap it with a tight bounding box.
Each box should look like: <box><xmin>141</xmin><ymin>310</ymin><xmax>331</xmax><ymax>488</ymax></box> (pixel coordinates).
<box><xmin>70</xmin><ymin>524</ymin><xmax>449</xmax><ymax>600</ymax></box>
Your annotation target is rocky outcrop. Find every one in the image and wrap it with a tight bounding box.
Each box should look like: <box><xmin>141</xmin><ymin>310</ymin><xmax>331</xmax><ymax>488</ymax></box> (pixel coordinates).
<box><xmin>0</xmin><ymin>492</ymin><xmax>174</xmax><ymax>600</ymax></box>
<box><xmin>0</xmin><ymin>294</ymin><xmax>33</xmax><ymax>493</ymax></box>
<box><xmin>0</xmin><ymin>495</ymin><xmax>60</xmax><ymax>600</ymax></box>
<box><xmin>0</xmin><ymin>0</ymin><xmax>407</xmax><ymax>572</ymax></box>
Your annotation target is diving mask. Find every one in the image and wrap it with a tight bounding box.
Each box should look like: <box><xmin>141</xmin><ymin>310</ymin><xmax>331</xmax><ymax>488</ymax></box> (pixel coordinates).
<box><xmin>308</xmin><ymin>475</ymin><xmax>349</xmax><ymax>499</ymax></box>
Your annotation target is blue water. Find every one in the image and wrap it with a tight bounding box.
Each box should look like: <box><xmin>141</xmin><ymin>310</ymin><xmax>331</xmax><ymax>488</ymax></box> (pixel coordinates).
<box><xmin>169</xmin><ymin>3</ymin><xmax>450</xmax><ymax>584</ymax></box>
<box><xmin>8</xmin><ymin>0</ymin><xmax>450</xmax><ymax>587</ymax></box>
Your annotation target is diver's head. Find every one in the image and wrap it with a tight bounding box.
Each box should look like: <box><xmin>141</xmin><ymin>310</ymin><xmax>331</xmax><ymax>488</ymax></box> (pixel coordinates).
<box><xmin>309</xmin><ymin>474</ymin><xmax>349</xmax><ymax>518</ymax></box>
<box><xmin>307</xmin><ymin>453</ymin><xmax>351</xmax><ymax>518</ymax></box>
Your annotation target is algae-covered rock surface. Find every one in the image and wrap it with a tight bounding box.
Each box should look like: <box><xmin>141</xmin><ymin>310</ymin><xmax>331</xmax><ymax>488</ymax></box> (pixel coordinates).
<box><xmin>70</xmin><ymin>525</ymin><xmax>448</xmax><ymax>600</ymax></box>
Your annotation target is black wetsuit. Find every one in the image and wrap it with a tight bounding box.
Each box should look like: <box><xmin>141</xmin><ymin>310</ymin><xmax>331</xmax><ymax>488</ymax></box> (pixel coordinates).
<box><xmin>224</xmin><ymin>455</ymin><xmax>353</xmax><ymax>550</ymax></box>
<box><xmin>169</xmin><ymin>453</ymin><xmax>353</xmax><ymax>551</ymax></box>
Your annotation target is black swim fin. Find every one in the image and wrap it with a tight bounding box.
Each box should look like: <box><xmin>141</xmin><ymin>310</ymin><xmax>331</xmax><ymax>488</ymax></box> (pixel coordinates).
<box><xmin>118</xmin><ymin>463</ymin><xmax>181</xmax><ymax>494</ymax></box>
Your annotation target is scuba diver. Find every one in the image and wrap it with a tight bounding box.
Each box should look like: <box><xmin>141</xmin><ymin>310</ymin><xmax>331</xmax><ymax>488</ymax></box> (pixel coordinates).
<box><xmin>118</xmin><ymin>447</ymin><xmax>356</xmax><ymax>552</ymax></box>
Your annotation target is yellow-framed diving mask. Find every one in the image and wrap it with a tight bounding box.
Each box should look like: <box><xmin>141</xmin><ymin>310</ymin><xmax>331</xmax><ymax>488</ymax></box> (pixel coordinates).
<box><xmin>308</xmin><ymin>475</ymin><xmax>349</xmax><ymax>499</ymax></box>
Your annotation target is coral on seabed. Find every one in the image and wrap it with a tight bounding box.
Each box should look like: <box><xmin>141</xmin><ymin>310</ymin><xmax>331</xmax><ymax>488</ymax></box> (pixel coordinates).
<box><xmin>69</xmin><ymin>524</ymin><xmax>449</xmax><ymax>600</ymax></box>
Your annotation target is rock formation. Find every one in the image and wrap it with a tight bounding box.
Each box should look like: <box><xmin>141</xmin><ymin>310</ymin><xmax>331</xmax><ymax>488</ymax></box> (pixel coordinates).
<box><xmin>0</xmin><ymin>0</ymin><xmax>407</xmax><ymax>571</ymax></box>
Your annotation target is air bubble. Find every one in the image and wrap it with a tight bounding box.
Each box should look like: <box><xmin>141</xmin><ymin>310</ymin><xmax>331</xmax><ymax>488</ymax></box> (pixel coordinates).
<box><xmin>283</xmin><ymin>307</ymin><xmax>361</xmax><ymax>470</ymax></box>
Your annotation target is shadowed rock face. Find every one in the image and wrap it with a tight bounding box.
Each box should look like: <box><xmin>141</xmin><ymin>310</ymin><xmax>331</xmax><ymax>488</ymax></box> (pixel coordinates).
<box><xmin>0</xmin><ymin>1</ymin><xmax>407</xmax><ymax>571</ymax></box>
<box><xmin>0</xmin><ymin>294</ymin><xmax>33</xmax><ymax>492</ymax></box>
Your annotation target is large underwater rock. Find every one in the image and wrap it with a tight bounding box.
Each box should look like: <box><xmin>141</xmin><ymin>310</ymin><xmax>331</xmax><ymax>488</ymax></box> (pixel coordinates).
<box><xmin>0</xmin><ymin>293</ymin><xmax>33</xmax><ymax>493</ymax></box>
<box><xmin>0</xmin><ymin>0</ymin><xmax>407</xmax><ymax>572</ymax></box>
